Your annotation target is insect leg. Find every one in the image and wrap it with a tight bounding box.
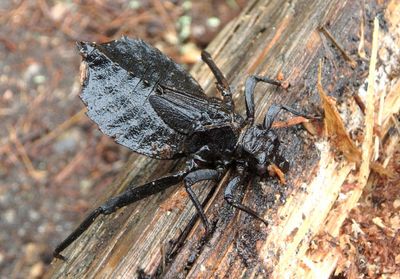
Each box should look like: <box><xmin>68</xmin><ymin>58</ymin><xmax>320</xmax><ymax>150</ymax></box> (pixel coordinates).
<box><xmin>53</xmin><ymin>171</ymin><xmax>187</xmax><ymax>260</ymax></box>
<box><xmin>224</xmin><ymin>176</ymin><xmax>268</xmax><ymax>226</ymax></box>
<box><xmin>201</xmin><ymin>51</ymin><xmax>234</xmax><ymax>112</ymax></box>
<box><xmin>244</xmin><ymin>75</ymin><xmax>283</xmax><ymax>124</ymax></box>
<box><xmin>184</xmin><ymin>169</ymin><xmax>220</xmax><ymax>233</ymax></box>
<box><xmin>262</xmin><ymin>104</ymin><xmax>317</xmax><ymax>130</ymax></box>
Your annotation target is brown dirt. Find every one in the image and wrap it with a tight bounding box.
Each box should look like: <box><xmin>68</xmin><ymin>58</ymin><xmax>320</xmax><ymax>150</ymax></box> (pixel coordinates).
<box><xmin>337</xmin><ymin>149</ymin><xmax>400</xmax><ymax>278</ymax></box>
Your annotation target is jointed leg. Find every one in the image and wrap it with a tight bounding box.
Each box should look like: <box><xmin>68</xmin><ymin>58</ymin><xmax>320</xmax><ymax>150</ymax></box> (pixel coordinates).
<box><xmin>201</xmin><ymin>51</ymin><xmax>234</xmax><ymax>112</ymax></box>
<box><xmin>263</xmin><ymin>104</ymin><xmax>318</xmax><ymax>130</ymax></box>
<box><xmin>244</xmin><ymin>75</ymin><xmax>285</xmax><ymax>124</ymax></box>
<box><xmin>184</xmin><ymin>169</ymin><xmax>220</xmax><ymax>233</ymax></box>
<box><xmin>224</xmin><ymin>176</ymin><xmax>268</xmax><ymax>226</ymax></box>
<box><xmin>53</xmin><ymin>171</ymin><xmax>188</xmax><ymax>260</ymax></box>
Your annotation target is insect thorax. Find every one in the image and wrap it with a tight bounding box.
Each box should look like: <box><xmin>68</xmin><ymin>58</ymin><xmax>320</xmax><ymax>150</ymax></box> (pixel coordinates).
<box><xmin>184</xmin><ymin>125</ymin><xmax>238</xmax><ymax>163</ymax></box>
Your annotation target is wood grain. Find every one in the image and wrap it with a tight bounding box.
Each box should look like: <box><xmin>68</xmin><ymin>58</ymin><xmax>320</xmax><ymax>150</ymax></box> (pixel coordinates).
<box><xmin>46</xmin><ymin>0</ymin><xmax>400</xmax><ymax>278</ymax></box>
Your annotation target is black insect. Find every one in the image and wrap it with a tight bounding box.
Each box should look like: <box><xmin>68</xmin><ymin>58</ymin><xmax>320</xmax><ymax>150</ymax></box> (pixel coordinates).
<box><xmin>54</xmin><ymin>36</ymin><xmax>317</xmax><ymax>260</ymax></box>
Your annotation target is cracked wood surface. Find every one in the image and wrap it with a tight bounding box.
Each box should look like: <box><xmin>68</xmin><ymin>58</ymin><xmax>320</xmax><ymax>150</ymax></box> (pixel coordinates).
<box><xmin>46</xmin><ymin>0</ymin><xmax>399</xmax><ymax>278</ymax></box>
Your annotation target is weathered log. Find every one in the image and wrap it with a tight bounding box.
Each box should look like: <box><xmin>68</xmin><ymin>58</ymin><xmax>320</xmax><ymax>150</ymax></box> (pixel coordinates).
<box><xmin>46</xmin><ymin>0</ymin><xmax>400</xmax><ymax>278</ymax></box>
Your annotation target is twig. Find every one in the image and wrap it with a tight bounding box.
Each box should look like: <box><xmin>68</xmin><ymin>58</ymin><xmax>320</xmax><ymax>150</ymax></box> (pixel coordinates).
<box><xmin>358</xmin><ymin>0</ymin><xmax>367</xmax><ymax>59</ymax></box>
<box><xmin>152</xmin><ymin>0</ymin><xmax>178</xmax><ymax>42</ymax></box>
<box><xmin>360</xmin><ymin>17</ymin><xmax>379</xmax><ymax>182</ymax></box>
<box><xmin>374</xmin><ymin>88</ymin><xmax>386</xmax><ymax>160</ymax></box>
<box><xmin>353</xmin><ymin>93</ymin><xmax>366</xmax><ymax>114</ymax></box>
<box><xmin>9</xmin><ymin>126</ymin><xmax>47</xmax><ymax>181</ymax></box>
<box><xmin>33</xmin><ymin>108</ymin><xmax>86</xmax><ymax>147</ymax></box>
<box><xmin>319</xmin><ymin>26</ymin><xmax>357</xmax><ymax>69</ymax></box>
<box><xmin>54</xmin><ymin>151</ymin><xmax>87</xmax><ymax>184</ymax></box>
<box><xmin>37</xmin><ymin>0</ymin><xmax>79</xmax><ymax>41</ymax></box>
<box><xmin>271</xmin><ymin>116</ymin><xmax>310</xmax><ymax>128</ymax></box>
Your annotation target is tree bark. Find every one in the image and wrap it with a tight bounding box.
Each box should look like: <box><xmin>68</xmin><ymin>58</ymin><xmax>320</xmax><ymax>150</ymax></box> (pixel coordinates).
<box><xmin>46</xmin><ymin>0</ymin><xmax>400</xmax><ymax>278</ymax></box>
